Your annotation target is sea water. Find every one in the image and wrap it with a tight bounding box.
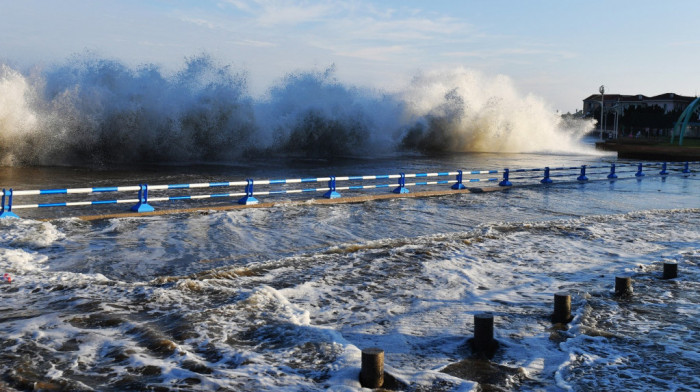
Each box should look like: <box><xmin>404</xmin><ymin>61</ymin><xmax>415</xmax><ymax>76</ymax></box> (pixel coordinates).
<box><xmin>1</xmin><ymin>57</ymin><xmax>699</xmax><ymax>391</ymax></box>
<box><xmin>0</xmin><ymin>152</ymin><xmax>699</xmax><ymax>391</ymax></box>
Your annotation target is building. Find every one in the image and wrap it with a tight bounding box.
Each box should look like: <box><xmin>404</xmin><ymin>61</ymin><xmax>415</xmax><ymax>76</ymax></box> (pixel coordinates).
<box><xmin>582</xmin><ymin>93</ymin><xmax>695</xmax><ymax>116</ymax></box>
<box><xmin>582</xmin><ymin>92</ymin><xmax>698</xmax><ymax>138</ymax></box>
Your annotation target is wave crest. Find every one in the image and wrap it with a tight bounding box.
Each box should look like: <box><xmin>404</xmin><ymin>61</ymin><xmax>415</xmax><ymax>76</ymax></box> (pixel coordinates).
<box><xmin>0</xmin><ymin>55</ymin><xmax>594</xmax><ymax>166</ymax></box>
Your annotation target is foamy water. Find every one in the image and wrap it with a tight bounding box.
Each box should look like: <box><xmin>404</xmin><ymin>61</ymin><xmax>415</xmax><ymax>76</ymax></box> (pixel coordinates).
<box><xmin>1</xmin><ymin>53</ymin><xmax>696</xmax><ymax>391</ymax></box>
<box><xmin>1</xmin><ymin>166</ymin><xmax>698</xmax><ymax>391</ymax></box>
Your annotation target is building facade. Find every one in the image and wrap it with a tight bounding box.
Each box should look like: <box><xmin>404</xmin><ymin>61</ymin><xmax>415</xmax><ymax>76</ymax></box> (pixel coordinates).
<box><xmin>582</xmin><ymin>93</ymin><xmax>695</xmax><ymax>116</ymax></box>
<box><xmin>582</xmin><ymin>92</ymin><xmax>698</xmax><ymax>138</ymax></box>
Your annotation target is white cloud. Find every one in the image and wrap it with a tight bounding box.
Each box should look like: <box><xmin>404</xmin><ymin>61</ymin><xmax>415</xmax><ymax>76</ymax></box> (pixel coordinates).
<box><xmin>256</xmin><ymin>3</ymin><xmax>337</xmax><ymax>26</ymax></box>
<box><xmin>214</xmin><ymin>1</ymin><xmax>471</xmax><ymax>40</ymax></box>
<box><xmin>335</xmin><ymin>45</ymin><xmax>409</xmax><ymax>61</ymax></box>
<box><xmin>178</xmin><ymin>17</ymin><xmax>218</xmax><ymax>30</ymax></box>
<box><xmin>219</xmin><ymin>0</ymin><xmax>340</xmax><ymax>26</ymax></box>
<box><xmin>171</xmin><ymin>1</ymin><xmax>477</xmax><ymax>67</ymax></box>
<box><xmin>443</xmin><ymin>47</ymin><xmax>578</xmax><ymax>61</ymax></box>
<box><xmin>221</xmin><ymin>0</ymin><xmax>254</xmax><ymax>13</ymax></box>
<box><xmin>233</xmin><ymin>39</ymin><xmax>277</xmax><ymax>48</ymax></box>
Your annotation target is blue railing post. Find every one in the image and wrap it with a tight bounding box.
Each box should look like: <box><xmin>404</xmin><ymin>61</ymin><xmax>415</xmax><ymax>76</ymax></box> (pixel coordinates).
<box><xmin>541</xmin><ymin>167</ymin><xmax>553</xmax><ymax>184</ymax></box>
<box><xmin>323</xmin><ymin>176</ymin><xmax>341</xmax><ymax>199</ymax></box>
<box><xmin>659</xmin><ymin>162</ymin><xmax>669</xmax><ymax>175</ymax></box>
<box><xmin>683</xmin><ymin>162</ymin><xmax>691</xmax><ymax>174</ymax></box>
<box><xmin>635</xmin><ymin>163</ymin><xmax>645</xmax><ymax>177</ymax></box>
<box><xmin>577</xmin><ymin>165</ymin><xmax>589</xmax><ymax>181</ymax></box>
<box><xmin>131</xmin><ymin>184</ymin><xmax>155</xmax><ymax>212</ymax></box>
<box><xmin>0</xmin><ymin>189</ymin><xmax>19</xmax><ymax>218</ymax></box>
<box><xmin>607</xmin><ymin>163</ymin><xmax>618</xmax><ymax>179</ymax></box>
<box><xmin>393</xmin><ymin>173</ymin><xmax>409</xmax><ymax>194</ymax></box>
<box><xmin>238</xmin><ymin>179</ymin><xmax>260</xmax><ymax>205</ymax></box>
<box><xmin>451</xmin><ymin>170</ymin><xmax>466</xmax><ymax>190</ymax></box>
<box><xmin>499</xmin><ymin>168</ymin><xmax>512</xmax><ymax>186</ymax></box>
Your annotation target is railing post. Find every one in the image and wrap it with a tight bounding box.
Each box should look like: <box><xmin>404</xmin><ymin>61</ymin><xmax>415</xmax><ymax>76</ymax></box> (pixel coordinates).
<box><xmin>323</xmin><ymin>176</ymin><xmax>341</xmax><ymax>199</ymax></box>
<box><xmin>238</xmin><ymin>179</ymin><xmax>260</xmax><ymax>205</ymax></box>
<box><xmin>682</xmin><ymin>162</ymin><xmax>691</xmax><ymax>174</ymax></box>
<box><xmin>607</xmin><ymin>163</ymin><xmax>618</xmax><ymax>179</ymax></box>
<box><xmin>635</xmin><ymin>163</ymin><xmax>645</xmax><ymax>177</ymax></box>
<box><xmin>659</xmin><ymin>162</ymin><xmax>668</xmax><ymax>175</ymax></box>
<box><xmin>451</xmin><ymin>170</ymin><xmax>466</xmax><ymax>190</ymax></box>
<box><xmin>392</xmin><ymin>173</ymin><xmax>409</xmax><ymax>194</ymax></box>
<box><xmin>131</xmin><ymin>184</ymin><xmax>155</xmax><ymax>212</ymax></box>
<box><xmin>499</xmin><ymin>168</ymin><xmax>512</xmax><ymax>187</ymax></box>
<box><xmin>577</xmin><ymin>165</ymin><xmax>588</xmax><ymax>181</ymax></box>
<box><xmin>0</xmin><ymin>188</ymin><xmax>19</xmax><ymax>218</ymax></box>
<box><xmin>540</xmin><ymin>167</ymin><xmax>553</xmax><ymax>184</ymax></box>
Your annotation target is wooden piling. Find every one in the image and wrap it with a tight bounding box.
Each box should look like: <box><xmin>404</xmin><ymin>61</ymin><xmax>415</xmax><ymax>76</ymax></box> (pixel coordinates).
<box><xmin>615</xmin><ymin>276</ymin><xmax>632</xmax><ymax>296</ymax></box>
<box><xmin>360</xmin><ymin>347</ymin><xmax>384</xmax><ymax>388</ymax></box>
<box><xmin>473</xmin><ymin>313</ymin><xmax>495</xmax><ymax>353</ymax></box>
<box><xmin>662</xmin><ymin>263</ymin><xmax>678</xmax><ymax>280</ymax></box>
<box><xmin>552</xmin><ymin>292</ymin><xmax>572</xmax><ymax>323</ymax></box>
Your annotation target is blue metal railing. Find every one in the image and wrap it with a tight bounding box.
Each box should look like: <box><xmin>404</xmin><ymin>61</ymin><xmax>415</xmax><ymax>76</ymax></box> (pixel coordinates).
<box><xmin>0</xmin><ymin>162</ymin><xmax>697</xmax><ymax>219</ymax></box>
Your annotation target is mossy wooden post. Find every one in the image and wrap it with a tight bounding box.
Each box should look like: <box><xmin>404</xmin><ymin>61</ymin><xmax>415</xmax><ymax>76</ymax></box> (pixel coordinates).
<box><xmin>615</xmin><ymin>276</ymin><xmax>632</xmax><ymax>296</ymax></box>
<box><xmin>663</xmin><ymin>263</ymin><xmax>678</xmax><ymax>279</ymax></box>
<box><xmin>360</xmin><ymin>347</ymin><xmax>384</xmax><ymax>388</ymax></box>
<box><xmin>552</xmin><ymin>292</ymin><xmax>572</xmax><ymax>323</ymax></box>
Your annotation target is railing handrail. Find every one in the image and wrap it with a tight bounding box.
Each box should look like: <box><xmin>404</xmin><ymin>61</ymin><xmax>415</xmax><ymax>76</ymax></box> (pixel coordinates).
<box><xmin>7</xmin><ymin>170</ymin><xmax>487</xmax><ymax>196</ymax></box>
<box><xmin>1</xmin><ymin>161</ymin><xmax>697</xmax><ymax>219</ymax></box>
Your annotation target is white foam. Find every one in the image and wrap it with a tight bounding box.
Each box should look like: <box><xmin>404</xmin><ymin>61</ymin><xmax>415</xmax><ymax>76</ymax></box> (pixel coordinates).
<box><xmin>0</xmin><ymin>218</ymin><xmax>64</xmax><ymax>248</ymax></box>
<box><xmin>0</xmin><ymin>248</ymin><xmax>48</xmax><ymax>273</ymax></box>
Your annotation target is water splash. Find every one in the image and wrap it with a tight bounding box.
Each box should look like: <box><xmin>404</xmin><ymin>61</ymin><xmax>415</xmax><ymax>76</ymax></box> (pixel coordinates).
<box><xmin>397</xmin><ymin>69</ymin><xmax>594</xmax><ymax>154</ymax></box>
<box><xmin>0</xmin><ymin>64</ymin><xmax>40</xmax><ymax>166</ymax></box>
<box><xmin>0</xmin><ymin>55</ymin><xmax>595</xmax><ymax>166</ymax></box>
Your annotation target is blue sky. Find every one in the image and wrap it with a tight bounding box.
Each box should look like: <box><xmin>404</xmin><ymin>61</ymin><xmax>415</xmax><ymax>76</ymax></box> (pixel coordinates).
<box><xmin>2</xmin><ymin>0</ymin><xmax>700</xmax><ymax>112</ymax></box>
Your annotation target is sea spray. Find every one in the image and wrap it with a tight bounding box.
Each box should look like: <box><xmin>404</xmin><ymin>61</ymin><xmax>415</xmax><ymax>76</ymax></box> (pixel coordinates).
<box><xmin>397</xmin><ymin>68</ymin><xmax>594</xmax><ymax>153</ymax></box>
<box><xmin>0</xmin><ymin>54</ymin><xmax>595</xmax><ymax>166</ymax></box>
<box><xmin>0</xmin><ymin>64</ymin><xmax>39</xmax><ymax>166</ymax></box>
<box><xmin>39</xmin><ymin>54</ymin><xmax>257</xmax><ymax>164</ymax></box>
<box><xmin>253</xmin><ymin>66</ymin><xmax>394</xmax><ymax>158</ymax></box>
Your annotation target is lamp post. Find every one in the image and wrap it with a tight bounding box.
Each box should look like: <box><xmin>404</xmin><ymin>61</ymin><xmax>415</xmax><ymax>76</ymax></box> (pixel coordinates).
<box><xmin>599</xmin><ymin>85</ymin><xmax>605</xmax><ymax>140</ymax></box>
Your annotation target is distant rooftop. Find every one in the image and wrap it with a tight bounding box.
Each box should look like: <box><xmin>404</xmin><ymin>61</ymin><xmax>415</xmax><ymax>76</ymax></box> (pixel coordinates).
<box><xmin>583</xmin><ymin>93</ymin><xmax>696</xmax><ymax>102</ymax></box>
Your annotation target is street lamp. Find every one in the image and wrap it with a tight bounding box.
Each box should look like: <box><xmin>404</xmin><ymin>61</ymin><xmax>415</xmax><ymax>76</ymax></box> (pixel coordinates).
<box><xmin>599</xmin><ymin>85</ymin><xmax>605</xmax><ymax>140</ymax></box>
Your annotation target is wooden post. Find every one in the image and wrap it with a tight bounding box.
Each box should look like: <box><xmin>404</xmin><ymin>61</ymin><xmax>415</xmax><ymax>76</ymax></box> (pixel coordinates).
<box><xmin>615</xmin><ymin>276</ymin><xmax>632</xmax><ymax>296</ymax></box>
<box><xmin>663</xmin><ymin>263</ymin><xmax>678</xmax><ymax>279</ymax></box>
<box><xmin>360</xmin><ymin>347</ymin><xmax>384</xmax><ymax>388</ymax></box>
<box><xmin>552</xmin><ymin>292</ymin><xmax>572</xmax><ymax>323</ymax></box>
<box><xmin>473</xmin><ymin>313</ymin><xmax>494</xmax><ymax>352</ymax></box>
